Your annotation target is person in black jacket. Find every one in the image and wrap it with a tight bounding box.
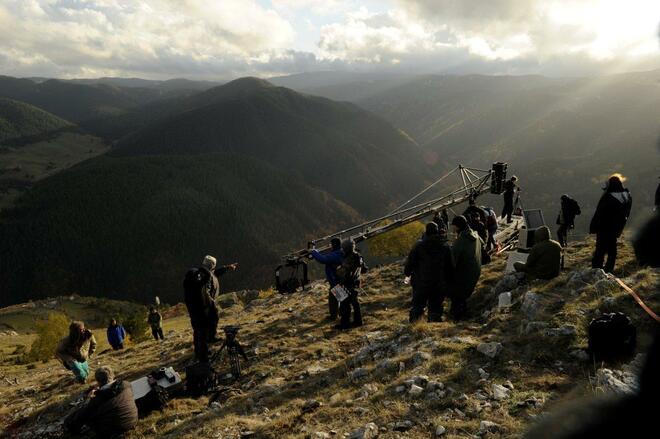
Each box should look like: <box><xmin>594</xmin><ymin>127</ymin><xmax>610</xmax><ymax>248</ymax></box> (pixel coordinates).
<box><xmin>335</xmin><ymin>239</ymin><xmax>368</xmax><ymax>330</ymax></box>
<box><xmin>501</xmin><ymin>176</ymin><xmax>518</xmax><ymax>223</ymax></box>
<box><xmin>633</xmin><ymin>179</ymin><xmax>660</xmax><ymax>267</ymax></box>
<box><xmin>556</xmin><ymin>194</ymin><xmax>581</xmax><ymax>247</ymax></box>
<box><xmin>64</xmin><ymin>366</ymin><xmax>138</xmax><ymax>438</ymax></box>
<box><xmin>590</xmin><ymin>175</ymin><xmax>632</xmax><ymax>273</ymax></box>
<box><xmin>404</xmin><ymin>222</ymin><xmax>454</xmax><ymax>323</ymax></box>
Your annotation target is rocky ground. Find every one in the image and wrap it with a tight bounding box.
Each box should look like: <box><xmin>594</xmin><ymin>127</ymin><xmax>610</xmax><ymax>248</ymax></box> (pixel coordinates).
<box><xmin>0</xmin><ymin>238</ymin><xmax>658</xmax><ymax>439</ymax></box>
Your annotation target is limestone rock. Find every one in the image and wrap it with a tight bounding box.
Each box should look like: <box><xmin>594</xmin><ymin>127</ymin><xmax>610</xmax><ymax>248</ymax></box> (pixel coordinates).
<box><xmin>477</xmin><ymin>342</ymin><xmax>503</xmax><ymax>359</ymax></box>
<box><xmin>435</xmin><ymin>425</ymin><xmax>446</xmax><ymax>436</ymax></box>
<box><xmin>479</xmin><ymin>421</ymin><xmax>500</xmax><ymax>434</ymax></box>
<box><xmin>351</xmin><ymin>368</ymin><xmax>368</xmax><ymax>380</ymax></box>
<box><xmin>498</xmin><ymin>292</ymin><xmax>512</xmax><ymax>308</ymax></box>
<box><xmin>524</xmin><ymin>321</ymin><xmax>550</xmax><ymax>335</ymax></box>
<box><xmin>494</xmin><ymin>274</ymin><xmax>520</xmax><ymax>294</ymax></box>
<box><xmin>492</xmin><ymin>384</ymin><xmax>511</xmax><ymax>400</ymax></box>
<box><xmin>521</xmin><ymin>292</ymin><xmax>542</xmax><ymax>319</ymax></box>
<box><xmin>408</xmin><ymin>384</ymin><xmax>424</xmax><ymax>396</ymax></box>
<box><xmin>217</xmin><ymin>292</ymin><xmax>239</xmax><ymax>309</ymax></box>
<box><xmin>393</xmin><ymin>420</ymin><xmax>414</xmax><ymax>432</ymax></box>
<box><xmin>546</xmin><ymin>325</ymin><xmax>576</xmax><ymax>337</ymax></box>
<box><xmin>348</xmin><ymin>422</ymin><xmax>379</xmax><ymax>439</ymax></box>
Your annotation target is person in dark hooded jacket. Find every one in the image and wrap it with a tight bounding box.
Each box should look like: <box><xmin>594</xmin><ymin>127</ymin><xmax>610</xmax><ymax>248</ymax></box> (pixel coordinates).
<box><xmin>633</xmin><ymin>179</ymin><xmax>660</xmax><ymax>267</ymax></box>
<box><xmin>405</xmin><ymin>222</ymin><xmax>454</xmax><ymax>322</ymax></box>
<box><xmin>590</xmin><ymin>174</ymin><xmax>632</xmax><ymax>273</ymax></box>
<box><xmin>64</xmin><ymin>366</ymin><xmax>138</xmax><ymax>438</ymax></box>
<box><xmin>514</xmin><ymin>226</ymin><xmax>562</xmax><ymax>280</ymax></box>
<box><xmin>449</xmin><ymin>216</ymin><xmax>483</xmax><ymax>320</ymax></box>
<box><xmin>556</xmin><ymin>194</ymin><xmax>581</xmax><ymax>247</ymax></box>
<box><xmin>310</xmin><ymin>237</ymin><xmax>344</xmax><ymax>320</ymax></box>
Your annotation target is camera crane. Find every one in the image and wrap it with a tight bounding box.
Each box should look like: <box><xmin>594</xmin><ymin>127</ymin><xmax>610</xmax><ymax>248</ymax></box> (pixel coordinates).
<box><xmin>275</xmin><ymin>162</ymin><xmax>519</xmax><ymax>293</ymax></box>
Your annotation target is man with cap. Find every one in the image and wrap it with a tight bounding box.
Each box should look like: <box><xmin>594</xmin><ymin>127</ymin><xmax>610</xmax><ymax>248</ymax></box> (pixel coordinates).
<box><xmin>309</xmin><ymin>237</ymin><xmax>344</xmax><ymax>320</ymax></box>
<box><xmin>335</xmin><ymin>239</ymin><xmax>368</xmax><ymax>330</ymax></box>
<box><xmin>449</xmin><ymin>215</ymin><xmax>483</xmax><ymax>320</ymax></box>
<box><xmin>404</xmin><ymin>222</ymin><xmax>454</xmax><ymax>323</ymax></box>
<box><xmin>184</xmin><ymin>255</ymin><xmax>238</xmax><ymax>362</ymax></box>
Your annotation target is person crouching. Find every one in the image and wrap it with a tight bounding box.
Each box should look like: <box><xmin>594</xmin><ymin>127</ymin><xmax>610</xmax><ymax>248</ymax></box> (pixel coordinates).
<box><xmin>56</xmin><ymin>321</ymin><xmax>97</xmax><ymax>383</ymax></box>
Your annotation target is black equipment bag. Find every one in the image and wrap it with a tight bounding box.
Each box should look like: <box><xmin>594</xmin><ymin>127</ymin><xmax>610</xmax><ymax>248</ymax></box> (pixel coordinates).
<box><xmin>185</xmin><ymin>362</ymin><xmax>218</xmax><ymax>397</ymax></box>
<box><xmin>136</xmin><ymin>384</ymin><xmax>169</xmax><ymax>417</ymax></box>
<box><xmin>588</xmin><ymin>312</ymin><xmax>636</xmax><ymax>362</ymax></box>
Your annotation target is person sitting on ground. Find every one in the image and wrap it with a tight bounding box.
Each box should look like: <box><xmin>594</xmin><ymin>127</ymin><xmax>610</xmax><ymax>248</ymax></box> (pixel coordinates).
<box><xmin>404</xmin><ymin>222</ymin><xmax>454</xmax><ymax>323</ymax></box>
<box><xmin>514</xmin><ymin>225</ymin><xmax>562</xmax><ymax>280</ymax></box>
<box><xmin>56</xmin><ymin>321</ymin><xmax>97</xmax><ymax>383</ymax></box>
<box><xmin>309</xmin><ymin>237</ymin><xmax>344</xmax><ymax>321</ymax></box>
<box><xmin>556</xmin><ymin>194</ymin><xmax>581</xmax><ymax>247</ymax></box>
<box><xmin>106</xmin><ymin>318</ymin><xmax>127</xmax><ymax>350</ymax></box>
<box><xmin>64</xmin><ymin>366</ymin><xmax>139</xmax><ymax>438</ymax></box>
<box><xmin>590</xmin><ymin>174</ymin><xmax>632</xmax><ymax>273</ymax></box>
<box><xmin>335</xmin><ymin>239</ymin><xmax>368</xmax><ymax>330</ymax></box>
<box><xmin>449</xmin><ymin>216</ymin><xmax>483</xmax><ymax>320</ymax></box>
<box><xmin>148</xmin><ymin>307</ymin><xmax>164</xmax><ymax>341</ymax></box>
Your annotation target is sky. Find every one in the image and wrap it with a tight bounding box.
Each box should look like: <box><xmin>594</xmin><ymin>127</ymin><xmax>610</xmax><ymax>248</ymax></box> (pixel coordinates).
<box><xmin>1</xmin><ymin>0</ymin><xmax>659</xmax><ymax>80</ymax></box>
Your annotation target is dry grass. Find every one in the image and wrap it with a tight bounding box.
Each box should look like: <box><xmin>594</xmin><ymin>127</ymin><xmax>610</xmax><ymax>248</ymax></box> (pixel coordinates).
<box><xmin>0</xmin><ymin>238</ymin><xmax>657</xmax><ymax>438</ymax></box>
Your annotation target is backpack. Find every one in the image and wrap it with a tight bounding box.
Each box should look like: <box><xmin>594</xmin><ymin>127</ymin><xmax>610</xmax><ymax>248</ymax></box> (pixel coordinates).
<box><xmin>185</xmin><ymin>362</ymin><xmax>219</xmax><ymax>397</ymax></box>
<box><xmin>588</xmin><ymin>312</ymin><xmax>636</xmax><ymax>362</ymax></box>
<box><xmin>135</xmin><ymin>384</ymin><xmax>169</xmax><ymax>417</ymax></box>
<box><xmin>485</xmin><ymin>207</ymin><xmax>498</xmax><ymax>229</ymax></box>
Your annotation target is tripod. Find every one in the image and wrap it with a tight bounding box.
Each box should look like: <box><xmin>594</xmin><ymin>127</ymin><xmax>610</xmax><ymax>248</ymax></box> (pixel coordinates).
<box><xmin>211</xmin><ymin>325</ymin><xmax>248</xmax><ymax>378</ymax></box>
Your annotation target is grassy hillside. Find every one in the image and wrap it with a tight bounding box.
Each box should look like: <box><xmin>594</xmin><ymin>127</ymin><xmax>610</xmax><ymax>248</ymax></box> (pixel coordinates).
<box><xmin>1</xmin><ymin>238</ymin><xmax>657</xmax><ymax>438</ymax></box>
<box><xmin>0</xmin><ymin>153</ymin><xmax>360</xmax><ymax>306</ymax></box>
<box><xmin>112</xmin><ymin>77</ymin><xmax>430</xmax><ymax>216</ymax></box>
<box><xmin>358</xmin><ymin>71</ymin><xmax>660</xmax><ymax>230</ymax></box>
<box><xmin>0</xmin><ymin>98</ymin><xmax>72</xmax><ymax>144</ymax></box>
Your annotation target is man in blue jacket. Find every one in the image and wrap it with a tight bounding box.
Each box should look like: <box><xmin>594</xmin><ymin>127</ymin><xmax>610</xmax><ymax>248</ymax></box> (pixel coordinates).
<box><xmin>106</xmin><ymin>318</ymin><xmax>127</xmax><ymax>350</ymax></box>
<box><xmin>310</xmin><ymin>237</ymin><xmax>344</xmax><ymax>320</ymax></box>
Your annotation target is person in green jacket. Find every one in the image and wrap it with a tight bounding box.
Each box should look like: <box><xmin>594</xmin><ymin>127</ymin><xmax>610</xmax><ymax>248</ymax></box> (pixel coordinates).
<box><xmin>449</xmin><ymin>215</ymin><xmax>483</xmax><ymax>320</ymax></box>
<box><xmin>514</xmin><ymin>226</ymin><xmax>562</xmax><ymax>280</ymax></box>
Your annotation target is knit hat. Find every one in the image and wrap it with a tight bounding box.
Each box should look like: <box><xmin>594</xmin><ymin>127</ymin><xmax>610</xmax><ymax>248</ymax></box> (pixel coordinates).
<box><xmin>426</xmin><ymin>222</ymin><xmax>438</xmax><ymax>236</ymax></box>
<box><xmin>341</xmin><ymin>239</ymin><xmax>355</xmax><ymax>254</ymax></box>
<box><xmin>451</xmin><ymin>215</ymin><xmax>468</xmax><ymax>231</ymax></box>
<box><xmin>202</xmin><ymin>255</ymin><xmax>217</xmax><ymax>270</ymax></box>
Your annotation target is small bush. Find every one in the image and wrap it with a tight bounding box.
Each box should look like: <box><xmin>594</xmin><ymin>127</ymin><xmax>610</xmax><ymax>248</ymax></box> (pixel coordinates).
<box><xmin>25</xmin><ymin>312</ymin><xmax>69</xmax><ymax>363</ymax></box>
<box><xmin>369</xmin><ymin>221</ymin><xmax>425</xmax><ymax>257</ymax></box>
<box><xmin>121</xmin><ymin>307</ymin><xmax>150</xmax><ymax>343</ymax></box>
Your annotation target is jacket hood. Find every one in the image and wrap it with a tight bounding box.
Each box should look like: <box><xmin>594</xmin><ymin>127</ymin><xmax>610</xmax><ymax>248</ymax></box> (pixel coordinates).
<box><xmin>460</xmin><ymin>229</ymin><xmax>478</xmax><ymax>241</ymax></box>
<box><xmin>609</xmin><ymin>191</ymin><xmax>631</xmax><ymax>205</ymax></box>
<box><xmin>534</xmin><ymin>225</ymin><xmax>551</xmax><ymax>242</ymax></box>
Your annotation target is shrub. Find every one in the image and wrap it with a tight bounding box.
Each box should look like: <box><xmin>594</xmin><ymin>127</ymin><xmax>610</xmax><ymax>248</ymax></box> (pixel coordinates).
<box><xmin>25</xmin><ymin>312</ymin><xmax>69</xmax><ymax>363</ymax></box>
<box><xmin>369</xmin><ymin>221</ymin><xmax>425</xmax><ymax>257</ymax></box>
<box><xmin>120</xmin><ymin>307</ymin><xmax>150</xmax><ymax>343</ymax></box>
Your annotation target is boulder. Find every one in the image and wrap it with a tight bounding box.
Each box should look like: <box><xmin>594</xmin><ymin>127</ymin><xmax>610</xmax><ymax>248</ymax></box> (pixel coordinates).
<box><xmin>595</xmin><ymin>368</ymin><xmax>638</xmax><ymax>394</ymax></box>
<box><xmin>217</xmin><ymin>292</ymin><xmax>239</xmax><ymax>309</ymax></box>
<box><xmin>594</xmin><ymin>279</ymin><xmax>617</xmax><ymax>295</ymax></box>
<box><xmin>521</xmin><ymin>292</ymin><xmax>542</xmax><ymax>319</ymax></box>
<box><xmin>524</xmin><ymin>321</ymin><xmax>550</xmax><ymax>335</ymax></box>
<box><xmin>477</xmin><ymin>342</ymin><xmax>503</xmax><ymax>359</ymax></box>
<box><xmin>479</xmin><ymin>421</ymin><xmax>500</xmax><ymax>434</ymax></box>
<box><xmin>498</xmin><ymin>292</ymin><xmax>512</xmax><ymax>308</ymax></box>
<box><xmin>546</xmin><ymin>325</ymin><xmax>576</xmax><ymax>337</ymax></box>
<box><xmin>492</xmin><ymin>384</ymin><xmax>511</xmax><ymax>400</ymax></box>
<box><xmin>348</xmin><ymin>423</ymin><xmax>379</xmax><ymax>439</ymax></box>
<box><xmin>408</xmin><ymin>384</ymin><xmax>424</xmax><ymax>396</ymax></box>
<box><xmin>580</xmin><ymin>268</ymin><xmax>609</xmax><ymax>284</ymax></box>
<box><xmin>494</xmin><ymin>274</ymin><xmax>520</xmax><ymax>294</ymax></box>
<box><xmin>351</xmin><ymin>368</ymin><xmax>369</xmax><ymax>380</ymax></box>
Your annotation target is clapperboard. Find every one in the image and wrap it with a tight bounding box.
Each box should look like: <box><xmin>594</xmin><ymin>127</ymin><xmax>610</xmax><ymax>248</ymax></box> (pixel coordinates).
<box><xmin>330</xmin><ymin>284</ymin><xmax>350</xmax><ymax>302</ymax></box>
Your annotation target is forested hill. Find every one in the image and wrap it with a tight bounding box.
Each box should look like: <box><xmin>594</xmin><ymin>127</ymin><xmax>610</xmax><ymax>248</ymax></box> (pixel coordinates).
<box><xmin>0</xmin><ymin>98</ymin><xmax>72</xmax><ymax>143</ymax></box>
<box><xmin>0</xmin><ymin>78</ymin><xmax>432</xmax><ymax>307</ymax></box>
<box><xmin>111</xmin><ymin>77</ymin><xmax>430</xmax><ymax>217</ymax></box>
<box><xmin>0</xmin><ymin>153</ymin><xmax>361</xmax><ymax>307</ymax></box>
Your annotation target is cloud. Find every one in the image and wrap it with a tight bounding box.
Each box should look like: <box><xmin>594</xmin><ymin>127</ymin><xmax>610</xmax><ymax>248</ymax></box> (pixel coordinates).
<box><xmin>0</xmin><ymin>0</ymin><xmax>657</xmax><ymax>79</ymax></box>
<box><xmin>0</xmin><ymin>0</ymin><xmax>296</xmax><ymax>79</ymax></box>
